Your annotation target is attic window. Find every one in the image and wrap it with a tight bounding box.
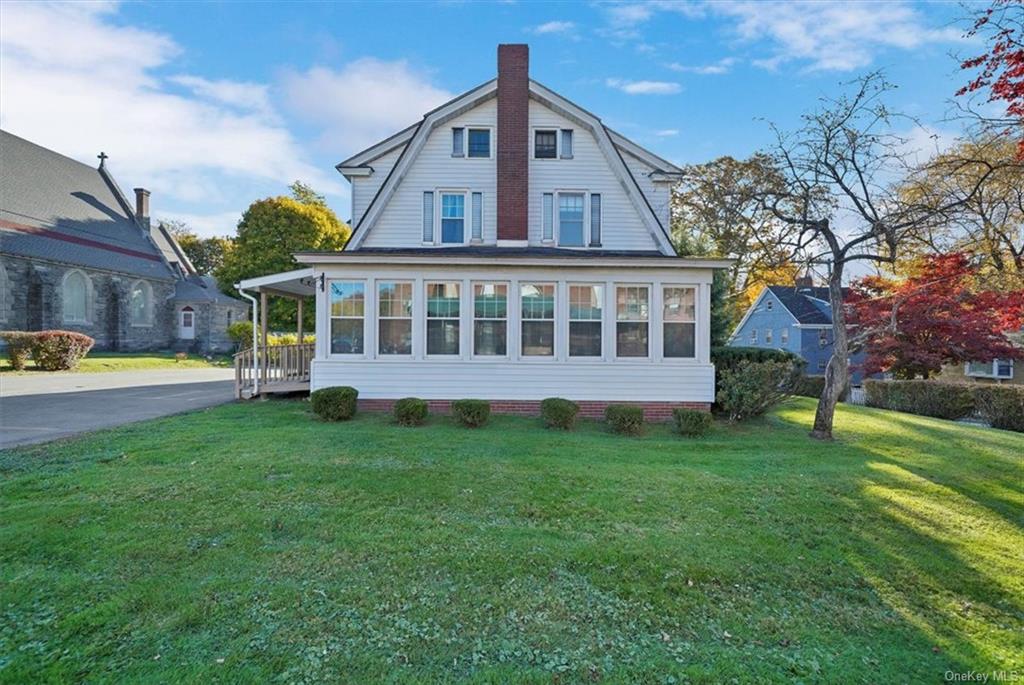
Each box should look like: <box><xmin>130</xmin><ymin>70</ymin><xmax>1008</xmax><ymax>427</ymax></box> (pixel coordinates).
<box><xmin>534</xmin><ymin>130</ymin><xmax>557</xmax><ymax>159</ymax></box>
<box><xmin>452</xmin><ymin>128</ymin><xmax>464</xmax><ymax>157</ymax></box>
<box><xmin>467</xmin><ymin>129</ymin><xmax>491</xmax><ymax>158</ymax></box>
<box><xmin>560</xmin><ymin>130</ymin><xmax>573</xmax><ymax>159</ymax></box>
<box><xmin>766</xmin><ymin>300</ymin><xmax>773</xmax><ymax>311</ymax></box>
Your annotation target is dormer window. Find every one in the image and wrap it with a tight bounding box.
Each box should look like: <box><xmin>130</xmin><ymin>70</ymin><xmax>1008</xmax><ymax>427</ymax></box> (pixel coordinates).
<box><xmin>534</xmin><ymin>130</ymin><xmax>557</xmax><ymax>159</ymax></box>
<box><xmin>467</xmin><ymin>129</ymin><xmax>491</xmax><ymax>158</ymax></box>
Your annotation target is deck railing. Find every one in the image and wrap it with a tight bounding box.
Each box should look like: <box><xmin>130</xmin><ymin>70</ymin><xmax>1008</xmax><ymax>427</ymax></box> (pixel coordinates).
<box><xmin>234</xmin><ymin>342</ymin><xmax>314</xmax><ymax>398</ymax></box>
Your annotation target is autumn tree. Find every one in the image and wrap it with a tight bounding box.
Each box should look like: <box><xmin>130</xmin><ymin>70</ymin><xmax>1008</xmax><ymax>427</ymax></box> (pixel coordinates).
<box><xmin>162</xmin><ymin>220</ymin><xmax>235</xmax><ymax>275</ymax></box>
<box><xmin>217</xmin><ymin>183</ymin><xmax>350</xmax><ymax>330</ymax></box>
<box><xmin>849</xmin><ymin>253</ymin><xmax>1024</xmax><ymax>379</ymax></box>
<box><xmin>752</xmin><ymin>73</ymin><xmax>1008</xmax><ymax>440</ymax></box>
<box><xmin>956</xmin><ymin>0</ymin><xmax>1024</xmax><ymax>159</ymax></box>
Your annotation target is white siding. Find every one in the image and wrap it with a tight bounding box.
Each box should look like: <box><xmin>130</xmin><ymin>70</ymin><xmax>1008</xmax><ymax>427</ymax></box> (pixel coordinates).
<box><xmin>351</xmin><ymin>145</ymin><xmax>404</xmax><ymax>226</ymax></box>
<box><xmin>311</xmin><ymin>262</ymin><xmax>715</xmax><ymax>403</ymax></box>
<box><xmin>621</xmin><ymin>150</ymin><xmax>672</xmax><ymax>234</ymax></box>
<box><xmin>363</xmin><ymin>98</ymin><xmax>498</xmax><ymax>247</ymax></box>
<box><xmin>527</xmin><ymin>100</ymin><xmax>660</xmax><ymax>251</ymax></box>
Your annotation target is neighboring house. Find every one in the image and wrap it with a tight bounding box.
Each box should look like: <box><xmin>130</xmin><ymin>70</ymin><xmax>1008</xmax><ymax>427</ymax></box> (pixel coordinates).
<box><xmin>0</xmin><ymin>130</ymin><xmax>247</xmax><ymax>353</ymax></box>
<box><xmin>238</xmin><ymin>44</ymin><xmax>730</xmax><ymax>416</ymax></box>
<box><xmin>941</xmin><ymin>331</ymin><xmax>1023</xmax><ymax>386</ymax></box>
<box><xmin>729</xmin><ymin>278</ymin><xmax>869</xmax><ymax>385</ymax></box>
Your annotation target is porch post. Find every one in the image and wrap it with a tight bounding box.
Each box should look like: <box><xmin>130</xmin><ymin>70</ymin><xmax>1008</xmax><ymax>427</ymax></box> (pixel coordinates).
<box><xmin>296</xmin><ymin>298</ymin><xmax>304</xmax><ymax>341</ymax></box>
<box><xmin>260</xmin><ymin>291</ymin><xmax>268</xmax><ymax>388</ymax></box>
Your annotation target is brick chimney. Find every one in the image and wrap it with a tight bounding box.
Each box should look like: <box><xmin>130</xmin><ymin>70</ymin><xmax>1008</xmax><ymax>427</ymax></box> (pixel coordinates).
<box><xmin>496</xmin><ymin>44</ymin><xmax>529</xmax><ymax>244</ymax></box>
<box><xmin>133</xmin><ymin>187</ymin><xmax>151</xmax><ymax>224</ymax></box>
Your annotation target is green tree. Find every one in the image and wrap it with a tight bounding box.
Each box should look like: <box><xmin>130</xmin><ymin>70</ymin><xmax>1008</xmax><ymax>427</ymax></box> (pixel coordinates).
<box><xmin>289</xmin><ymin>180</ymin><xmax>327</xmax><ymax>207</ymax></box>
<box><xmin>162</xmin><ymin>221</ymin><xmax>235</xmax><ymax>275</ymax></box>
<box><xmin>217</xmin><ymin>190</ymin><xmax>350</xmax><ymax>331</ymax></box>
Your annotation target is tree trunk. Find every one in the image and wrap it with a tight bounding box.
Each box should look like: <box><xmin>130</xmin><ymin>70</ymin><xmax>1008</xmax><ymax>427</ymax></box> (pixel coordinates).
<box><xmin>811</xmin><ymin>264</ymin><xmax>850</xmax><ymax>440</ymax></box>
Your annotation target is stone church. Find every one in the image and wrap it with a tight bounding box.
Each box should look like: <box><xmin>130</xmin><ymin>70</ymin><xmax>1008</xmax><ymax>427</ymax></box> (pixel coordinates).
<box><xmin>0</xmin><ymin>130</ymin><xmax>248</xmax><ymax>353</ymax></box>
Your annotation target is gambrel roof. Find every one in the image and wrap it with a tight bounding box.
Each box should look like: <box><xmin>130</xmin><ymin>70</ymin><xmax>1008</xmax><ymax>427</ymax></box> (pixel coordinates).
<box><xmin>336</xmin><ymin>79</ymin><xmax>682</xmax><ymax>254</ymax></box>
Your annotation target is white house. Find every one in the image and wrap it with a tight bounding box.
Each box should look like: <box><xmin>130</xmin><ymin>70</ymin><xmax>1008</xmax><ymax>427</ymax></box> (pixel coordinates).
<box><xmin>238</xmin><ymin>44</ymin><xmax>729</xmax><ymax>419</ymax></box>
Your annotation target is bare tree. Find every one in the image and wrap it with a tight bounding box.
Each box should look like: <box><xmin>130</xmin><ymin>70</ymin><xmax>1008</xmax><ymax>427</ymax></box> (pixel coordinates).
<box><xmin>756</xmin><ymin>73</ymin><xmax>1011</xmax><ymax>440</ymax></box>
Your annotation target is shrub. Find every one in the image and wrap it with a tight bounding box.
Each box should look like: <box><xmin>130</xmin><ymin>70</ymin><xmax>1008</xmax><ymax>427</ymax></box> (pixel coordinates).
<box><xmin>605</xmin><ymin>404</ymin><xmax>644</xmax><ymax>435</ymax></box>
<box><xmin>972</xmin><ymin>386</ymin><xmax>1024</xmax><ymax>432</ymax></box>
<box><xmin>792</xmin><ymin>374</ymin><xmax>826</xmax><ymax>399</ymax></box>
<box><xmin>716</xmin><ymin>359</ymin><xmax>799</xmax><ymax>422</ymax></box>
<box><xmin>452</xmin><ymin>399</ymin><xmax>490</xmax><ymax>428</ymax></box>
<box><xmin>310</xmin><ymin>386</ymin><xmax>358</xmax><ymax>421</ymax></box>
<box><xmin>30</xmin><ymin>330</ymin><xmax>94</xmax><ymax>371</ymax></box>
<box><xmin>394</xmin><ymin>397</ymin><xmax>428</xmax><ymax>426</ymax></box>
<box><xmin>711</xmin><ymin>346</ymin><xmax>804</xmax><ymax>396</ymax></box>
<box><xmin>1</xmin><ymin>331</ymin><xmax>37</xmax><ymax>370</ymax></box>
<box><xmin>540</xmin><ymin>397</ymin><xmax>579</xmax><ymax>430</ymax></box>
<box><xmin>864</xmin><ymin>380</ymin><xmax>975</xmax><ymax>420</ymax></box>
<box><xmin>227</xmin><ymin>320</ymin><xmax>254</xmax><ymax>350</ymax></box>
<box><xmin>673</xmin><ymin>408</ymin><xmax>712</xmax><ymax>437</ymax></box>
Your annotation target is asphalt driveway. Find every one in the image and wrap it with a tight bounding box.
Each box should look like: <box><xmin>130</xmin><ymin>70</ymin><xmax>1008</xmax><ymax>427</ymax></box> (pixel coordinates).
<box><xmin>1</xmin><ymin>369</ymin><xmax>236</xmax><ymax>449</ymax></box>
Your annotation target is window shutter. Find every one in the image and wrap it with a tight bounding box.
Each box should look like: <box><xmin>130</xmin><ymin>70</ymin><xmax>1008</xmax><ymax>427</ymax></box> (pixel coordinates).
<box><xmin>589</xmin><ymin>193</ymin><xmax>601</xmax><ymax>246</ymax></box>
<box><xmin>560</xmin><ymin>129</ymin><xmax>573</xmax><ymax>159</ymax></box>
<box><xmin>422</xmin><ymin>192</ymin><xmax>434</xmax><ymax>242</ymax></box>
<box><xmin>452</xmin><ymin>128</ymin><xmax>464</xmax><ymax>157</ymax></box>
<box><xmin>542</xmin><ymin>193</ymin><xmax>553</xmax><ymax>241</ymax></box>
<box><xmin>472</xmin><ymin>192</ymin><xmax>482</xmax><ymax>240</ymax></box>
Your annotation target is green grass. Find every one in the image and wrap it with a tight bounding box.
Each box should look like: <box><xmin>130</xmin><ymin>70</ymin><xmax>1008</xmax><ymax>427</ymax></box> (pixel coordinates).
<box><xmin>0</xmin><ymin>351</ymin><xmax>231</xmax><ymax>374</ymax></box>
<box><xmin>1</xmin><ymin>399</ymin><xmax>1021</xmax><ymax>683</ymax></box>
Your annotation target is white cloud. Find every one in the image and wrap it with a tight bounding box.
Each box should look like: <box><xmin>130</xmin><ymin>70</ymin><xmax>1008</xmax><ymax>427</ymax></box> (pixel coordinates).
<box><xmin>654</xmin><ymin>129</ymin><xmax>680</xmax><ymax>137</ymax></box>
<box><xmin>606</xmin><ymin>78</ymin><xmax>681</xmax><ymax>95</ymax></box>
<box><xmin>279</xmin><ymin>59</ymin><xmax>453</xmax><ymax>156</ymax></box>
<box><xmin>532</xmin><ymin>20</ymin><xmax>576</xmax><ymax>35</ymax></box>
<box><xmin>666</xmin><ymin>57</ymin><xmax>737</xmax><ymax>75</ymax></box>
<box><xmin>0</xmin><ymin>1</ymin><xmax>342</xmax><ymax>218</ymax></box>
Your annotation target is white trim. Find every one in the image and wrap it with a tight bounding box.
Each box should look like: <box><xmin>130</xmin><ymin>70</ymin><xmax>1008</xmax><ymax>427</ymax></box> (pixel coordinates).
<box><xmin>237</xmin><ymin>267</ymin><xmax>316</xmax><ymax>294</ymax></box>
<box><xmin>337</xmin><ymin>122</ymin><xmax>419</xmax><ymax>169</ymax></box>
<box><xmin>605</xmin><ymin>127</ymin><xmax>683</xmax><ymax>174</ymax></box>
<box><xmin>298</xmin><ymin>253</ymin><xmax>732</xmax><ymax>269</ymax></box>
<box><xmin>495</xmin><ymin>240</ymin><xmax>530</xmax><ymax>248</ymax></box>
<box><xmin>327</xmin><ymin>279</ymin><xmax>368</xmax><ymax>358</ymax></box>
<box><xmin>337</xmin><ymin>166</ymin><xmax>373</xmax><ymax>177</ymax></box>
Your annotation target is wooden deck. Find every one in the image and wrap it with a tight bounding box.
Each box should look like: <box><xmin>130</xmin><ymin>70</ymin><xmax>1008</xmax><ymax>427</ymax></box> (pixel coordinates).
<box><xmin>234</xmin><ymin>343</ymin><xmax>313</xmax><ymax>399</ymax></box>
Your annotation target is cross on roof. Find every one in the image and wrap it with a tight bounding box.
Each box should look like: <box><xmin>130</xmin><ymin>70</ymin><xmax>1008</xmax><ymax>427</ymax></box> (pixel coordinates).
<box><xmin>97</xmin><ymin>151</ymin><xmax>108</xmax><ymax>168</ymax></box>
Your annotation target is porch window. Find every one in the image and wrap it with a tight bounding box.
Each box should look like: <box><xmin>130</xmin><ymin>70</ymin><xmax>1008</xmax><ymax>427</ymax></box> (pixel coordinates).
<box><xmin>378</xmin><ymin>281</ymin><xmax>413</xmax><ymax>355</ymax></box>
<box><xmin>558</xmin><ymin>193</ymin><xmax>585</xmax><ymax>247</ymax></box>
<box><xmin>426</xmin><ymin>282</ymin><xmax>460</xmax><ymax>355</ymax></box>
<box><xmin>663</xmin><ymin>286</ymin><xmax>695</xmax><ymax>358</ymax></box>
<box><xmin>473</xmin><ymin>282</ymin><xmax>507</xmax><ymax>356</ymax></box>
<box><xmin>569</xmin><ymin>284</ymin><xmax>602</xmax><ymax>357</ymax></box>
<box><xmin>441</xmin><ymin>193</ymin><xmax>465</xmax><ymax>243</ymax></box>
<box><xmin>616</xmin><ymin>285</ymin><xmax>649</xmax><ymax>357</ymax></box>
<box><xmin>521</xmin><ymin>283</ymin><xmax>555</xmax><ymax>356</ymax></box>
<box><xmin>330</xmin><ymin>281</ymin><xmax>365</xmax><ymax>354</ymax></box>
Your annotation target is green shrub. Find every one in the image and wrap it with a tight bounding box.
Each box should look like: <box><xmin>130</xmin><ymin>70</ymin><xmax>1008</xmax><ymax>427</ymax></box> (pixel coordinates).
<box><xmin>605</xmin><ymin>404</ymin><xmax>644</xmax><ymax>435</ymax></box>
<box><xmin>792</xmin><ymin>374</ymin><xmax>827</xmax><ymax>399</ymax></box>
<box><xmin>972</xmin><ymin>386</ymin><xmax>1024</xmax><ymax>432</ymax></box>
<box><xmin>673</xmin><ymin>408</ymin><xmax>712</xmax><ymax>437</ymax></box>
<box><xmin>451</xmin><ymin>399</ymin><xmax>490</xmax><ymax>428</ymax></box>
<box><xmin>864</xmin><ymin>380</ymin><xmax>975</xmax><ymax>420</ymax></box>
<box><xmin>30</xmin><ymin>330</ymin><xmax>94</xmax><ymax>371</ymax></box>
<box><xmin>310</xmin><ymin>386</ymin><xmax>358</xmax><ymax>421</ymax></box>
<box><xmin>268</xmin><ymin>332</ymin><xmax>316</xmax><ymax>346</ymax></box>
<box><xmin>227</xmin><ymin>320</ymin><xmax>254</xmax><ymax>350</ymax></box>
<box><xmin>711</xmin><ymin>346</ymin><xmax>804</xmax><ymax>397</ymax></box>
<box><xmin>1</xmin><ymin>331</ymin><xmax>37</xmax><ymax>370</ymax></box>
<box><xmin>716</xmin><ymin>359</ymin><xmax>799</xmax><ymax>422</ymax></box>
<box><xmin>540</xmin><ymin>397</ymin><xmax>579</xmax><ymax>430</ymax></box>
<box><xmin>394</xmin><ymin>397</ymin><xmax>428</xmax><ymax>427</ymax></box>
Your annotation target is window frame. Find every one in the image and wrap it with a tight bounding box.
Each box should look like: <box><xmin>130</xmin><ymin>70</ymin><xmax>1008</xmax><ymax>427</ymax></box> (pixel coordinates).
<box><xmin>471</xmin><ymin>281</ymin><xmax>509</xmax><ymax>358</ymax></box>
<box><xmin>661</xmin><ymin>285</ymin><xmax>697</xmax><ymax>360</ymax></box>
<box><xmin>965</xmin><ymin>359</ymin><xmax>1014</xmax><ymax>379</ymax></box>
<box><xmin>765</xmin><ymin>328</ymin><xmax>773</xmax><ymax>345</ymax></box>
<box><xmin>433</xmin><ymin>189</ymin><xmax>469</xmax><ymax>245</ymax></box>
<box><xmin>556</xmin><ymin>190</ymin><xmax>586</xmax><ymax>248</ymax></box>
<box><xmin>750</xmin><ymin>328</ymin><xmax>758</xmax><ymax>344</ymax></box>
<box><xmin>61</xmin><ymin>269</ymin><xmax>93</xmax><ymax>325</ymax></box>
<box><xmin>520</xmin><ymin>281</ymin><xmax>557</xmax><ymax>359</ymax></box>
<box><xmin>328</xmin><ymin>279</ymin><xmax>366</xmax><ymax>357</ymax></box>
<box><xmin>376</xmin><ymin>280</ymin><xmax>414</xmax><ymax>357</ymax></box>
<box><xmin>560</xmin><ymin>129</ymin><xmax>574</xmax><ymax>159</ymax></box>
<box><xmin>425</xmin><ymin>280</ymin><xmax>462</xmax><ymax>357</ymax></box>
<box><xmin>780</xmin><ymin>327</ymin><xmax>789</xmax><ymax>345</ymax></box>
<box><xmin>614</xmin><ymin>283</ymin><xmax>651</xmax><ymax>360</ymax></box>
<box><xmin>128</xmin><ymin>279</ymin><xmax>154</xmax><ymax>327</ymax></box>
<box><xmin>466</xmin><ymin>127</ymin><xmax>493</xmax><ymax>159</ymax></box>
<box><xmin>568</xmin><ymin>282</ymin><xmax>604</xmax><ymax>359</ymax></box>
<box><xmin>451</xmin><ymin>127</ymin><xmax>464</xmax><ymax>157</ymax></box>
<box><xmin>532</xmin><ymin>128</ymin><xmax>559</xmax><ymax>159</ymax></box>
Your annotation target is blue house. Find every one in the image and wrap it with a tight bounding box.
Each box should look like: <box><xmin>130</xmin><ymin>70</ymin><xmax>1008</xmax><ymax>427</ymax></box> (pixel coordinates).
<box><xmin>728</xmin><ymin>280</ymin><xmax>868</xmax><ymax>385</ymax></box>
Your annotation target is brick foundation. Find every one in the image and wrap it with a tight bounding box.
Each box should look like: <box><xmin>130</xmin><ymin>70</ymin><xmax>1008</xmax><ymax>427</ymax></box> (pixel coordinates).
<box><xmin>357</xmin><ymin>399</ymin><xmax>710</xmax><ymax>422</ymax></box>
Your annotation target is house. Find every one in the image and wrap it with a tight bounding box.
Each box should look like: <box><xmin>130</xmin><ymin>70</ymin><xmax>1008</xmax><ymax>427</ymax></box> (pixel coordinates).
<box><xmin>0</xmin><ymin>130</ymin><xmax>247</xmax><ymax>353</ymax></box>
<box><xmin>236</xmin><ymin>44</ymin><xmax>730</xmax><ymax>417</ymax></box>
<box><xmin>941</xmin><ymin>330</ymin><xmax>1022</xmax><ymax>386</ymax></box>
<box><xmin>729</xmin><ymin>278</ymin><xmax>869</xmax><ymax>384</ymax></box>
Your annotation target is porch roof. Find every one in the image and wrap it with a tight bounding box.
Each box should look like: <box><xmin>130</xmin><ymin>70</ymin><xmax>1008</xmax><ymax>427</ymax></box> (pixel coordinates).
<box><xmin>236</xmin><ymin>267</ymin><xmax>316</xmax><ymax>298</ymax></box>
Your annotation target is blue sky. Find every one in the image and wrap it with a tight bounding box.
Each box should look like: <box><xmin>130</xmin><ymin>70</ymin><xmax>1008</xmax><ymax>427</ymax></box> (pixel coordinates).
<box><xmin>1</xmin><ymin>1</ymin><xmax>970</xmax><ymax>237</ymax></box>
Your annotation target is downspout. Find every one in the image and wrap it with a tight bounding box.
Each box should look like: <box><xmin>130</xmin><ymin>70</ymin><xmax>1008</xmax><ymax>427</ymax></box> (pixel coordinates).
<box><xmin>236</xmin><ymin>284</ymin><xmax>259</xmax><ymax>396</ymax></box>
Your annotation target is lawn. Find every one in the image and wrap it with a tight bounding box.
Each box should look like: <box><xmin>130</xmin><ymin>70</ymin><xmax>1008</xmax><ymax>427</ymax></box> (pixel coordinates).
<box><xmin>0</xmin><ymin>399</ymin><xmax>1021</xmax><ymax>683</ymax></box>
<box><xmin>0</xmin><ymin>351</ymin><xmax>231</xmax><ymax>374</ymax></box>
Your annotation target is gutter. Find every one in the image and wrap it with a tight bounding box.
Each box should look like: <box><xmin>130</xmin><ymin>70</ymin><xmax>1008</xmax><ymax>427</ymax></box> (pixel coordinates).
<box><xmin>235</xmin><ymin>284</ymin><xmax>259</xmax><ymax>396</ymax></box>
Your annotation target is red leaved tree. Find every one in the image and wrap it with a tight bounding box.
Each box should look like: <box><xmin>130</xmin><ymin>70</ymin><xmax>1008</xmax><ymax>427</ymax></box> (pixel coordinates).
<box><xmin>848</xmin><ymin>253</ymin><xmax>1024</xmax><ymax>379</ymax></box>
<box><xmin>956</xmin><ymin>0</ymin><xmax>1024</xmax><ymax>159</ymax></box>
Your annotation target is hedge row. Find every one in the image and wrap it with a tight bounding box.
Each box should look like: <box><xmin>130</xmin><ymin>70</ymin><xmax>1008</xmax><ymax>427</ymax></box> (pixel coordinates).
<box><xmin>864</xmin><ymin>379</ymin><xmax>1024</xmax><ymax>432</ymax></box>
<box><xmin>1</xmin><ymin>330</ymin><xmax>95</xmax><ymax>370</ymax></box>
<box><xmin>308</xmin><ymin>389</ymin><xmax>713</xmax><ymax>437</ymax></box>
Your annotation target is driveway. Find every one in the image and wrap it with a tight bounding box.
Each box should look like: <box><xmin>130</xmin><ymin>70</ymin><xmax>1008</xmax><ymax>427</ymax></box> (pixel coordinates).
<box><xmin>1</xmin><ymin>368</ymin><xmax>236</xmax><ymax>449</ymax></box>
